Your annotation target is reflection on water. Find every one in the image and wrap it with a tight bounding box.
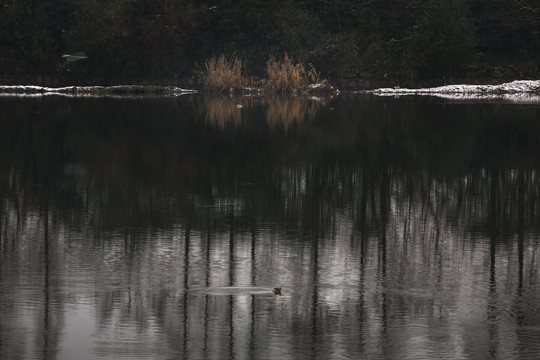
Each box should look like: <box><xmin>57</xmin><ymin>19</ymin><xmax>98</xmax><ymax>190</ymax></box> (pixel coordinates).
<box><xmin>1</xmin><ymin>95</ymin><xmax>540</xmax><ymax>359</ymax></box>
<box><xmin>201</xmin><ymin>95</ymin><xmax>323</xmax><ymax>130</ymax></box>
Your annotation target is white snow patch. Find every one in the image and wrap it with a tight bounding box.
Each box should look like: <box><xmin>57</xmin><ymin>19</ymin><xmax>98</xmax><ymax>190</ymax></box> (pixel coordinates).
<box><xmin>0</xmin><ymin>85</ymin><xmax>197</xmax><ymax>97</ymax></box>
<box><xmin>370</xmin><ymin>80</ymin><xmax>540</xmax><ymax>102</ymax></box>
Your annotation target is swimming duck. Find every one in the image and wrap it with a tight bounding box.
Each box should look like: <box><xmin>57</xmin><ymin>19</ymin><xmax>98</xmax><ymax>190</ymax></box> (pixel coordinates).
<box><xmin>272</xmin><ymin>287</ymin><xmax>282</xmax><ymax>295</ymax></box>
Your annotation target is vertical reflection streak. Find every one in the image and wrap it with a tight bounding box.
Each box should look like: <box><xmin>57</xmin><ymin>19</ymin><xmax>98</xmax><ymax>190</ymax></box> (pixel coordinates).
<box><xmin>249</xmin><ymin>228</ymin><xmax>256</xmax><ymax>359</ymax></box>
<box><xmin>42</xmin><ymin>202</ymin><xmax>50</xmax><ymax>360</ymax></box>
<box><xmin>229</xmin><ymin>203</ymin><xmax>235</xmax><ymax>359</ymax></box>
<box><xmin>488</xmin><ymin>168</ymin><xmax>499</xmax><ymax>359</ymax></box>
<box><xmin>517</xmin><ymin>170</ymin><xmax>525</xmax><ymax>292</ymax></box>
<box><xmin>311</xmin><ymin>234</ymin><xmax>319</xmax><ymax>355</ymax></box>
<box><xmin>0</xmin><ymin>191</ymin><xmax>3</xmax><ymax>252</ymax></box>
<box><xmin>308</xmin><ymin>165</ymin><xmax>321</xmax><ymax>356</ymax></box>
<box><xmin>516</xmin><ymin>169</ymin><xmax>526</xmax><ymax>358</ymax></box>
<box><xmin>0</xmin><ymin>192</ymin><xmax>2</xmax><ymax>359</ymax></box>
<box><xmin>229</xmin><ymin>295</ymin><xmax>234</xmax><ymax>360</ymax></box>
<box><xmin>378</xmin><ymin>168</ymin><xmax>389</xmax><ymax>356</ymax></box>
<box><xmin>357</xmin><ymin>170</ymin><xmax>368</xmax><ymax>355</ymax></box>
<box><xmin>182</xmin><ymin>226</ymin><xmax>190</xmax><ymax>358</ymax></box>
<box><xmin>203</xmin><ymin>222</ymin><xmax>211</xmax><ymax>359</ymax></box>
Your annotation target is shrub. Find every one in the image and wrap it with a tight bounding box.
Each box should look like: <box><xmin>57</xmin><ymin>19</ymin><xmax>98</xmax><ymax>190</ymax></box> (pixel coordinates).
<box><xmin>197</xmin><ymin>54</ymin><xmax>248</xmax><ymax>92</ymax></box>
<box><xmin>265</xmin><ymin>53</ymin><xmax>318</xmax><ymax>93</ymax></box>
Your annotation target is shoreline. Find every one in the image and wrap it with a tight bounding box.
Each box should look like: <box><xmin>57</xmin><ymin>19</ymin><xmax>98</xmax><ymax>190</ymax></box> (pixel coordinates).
<box><xmin>0</xmin><ymin>84</ymin><xmax>198</xmax><ymax>97</ymax></box>
<box><xmin>1</xmin><ymin>80</ymin><xmax>540</xmax><ymax>100</ymax></box>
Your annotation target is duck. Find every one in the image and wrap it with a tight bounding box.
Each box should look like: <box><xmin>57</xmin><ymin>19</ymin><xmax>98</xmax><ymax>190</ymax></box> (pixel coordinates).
<box><xmin>272</xmin><ymin>287</ymin><xmax>282</xmax><ymax>295</ymax></box>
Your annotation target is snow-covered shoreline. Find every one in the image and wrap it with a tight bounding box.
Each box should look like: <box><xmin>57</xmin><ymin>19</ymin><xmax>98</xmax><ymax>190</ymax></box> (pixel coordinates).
<box><xmin>0</xmin><ymin>85</ymin><xmax>197</xmax><ymax>97</ymax></box>
<box><xmin>368</xmin><ymin>80</ymin><xmax>540</xmax><ymax>102</ymax></box>
<box><xmin>2</xmin><ymin>80</ymin><xmax>540</xmax><ymax>101</ymax></box>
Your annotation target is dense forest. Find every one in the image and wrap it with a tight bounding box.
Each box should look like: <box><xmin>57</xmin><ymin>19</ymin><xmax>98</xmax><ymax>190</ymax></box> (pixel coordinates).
<box><xmin>0</xmin><ymin>0</ymin><xmax>539</xmax><ymax>85</ymax></box>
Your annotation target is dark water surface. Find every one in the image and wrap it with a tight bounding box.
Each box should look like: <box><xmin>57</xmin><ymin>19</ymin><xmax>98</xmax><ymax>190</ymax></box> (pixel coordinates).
<box><xmin>1</xmin><ymin>94</ymin><xmax>540</xmax><ymax>359</ymax></box>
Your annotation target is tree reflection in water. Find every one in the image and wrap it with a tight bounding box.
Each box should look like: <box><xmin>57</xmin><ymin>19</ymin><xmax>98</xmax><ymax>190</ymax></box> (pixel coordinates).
<box><xmin>0</xmin><ymin>95</ymin><xmax>540</xmax><ymax>359</ymax></box>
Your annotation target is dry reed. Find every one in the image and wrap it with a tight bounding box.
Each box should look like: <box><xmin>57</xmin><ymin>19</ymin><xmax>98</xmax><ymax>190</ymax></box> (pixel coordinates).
<box><xmin>265</xmin><ymin>53</ymin><xmax>318</xmax><ymax>93</ymax></box>
<box><xmin>197</xmin><ymin>54</ymin><xmax>248</xmax><ymax>92</ymax></box>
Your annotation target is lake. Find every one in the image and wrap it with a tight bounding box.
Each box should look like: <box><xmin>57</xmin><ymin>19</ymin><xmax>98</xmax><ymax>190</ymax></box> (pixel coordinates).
<box><xmin>1</xmin><ymin>93</ymin><xmax>539</xmax><ymax>359</ymax></box>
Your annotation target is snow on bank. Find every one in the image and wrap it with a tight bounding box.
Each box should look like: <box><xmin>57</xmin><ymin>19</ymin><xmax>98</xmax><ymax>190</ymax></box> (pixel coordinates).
<box><xmin>369</xmin><ymin>80</ymin><xmax>540</xmax><ymax>102</ymax></box>
<box><xmin>0</xmin><ymin>85</ymin><xmax>197</xmax><ymax>97</ymax></box>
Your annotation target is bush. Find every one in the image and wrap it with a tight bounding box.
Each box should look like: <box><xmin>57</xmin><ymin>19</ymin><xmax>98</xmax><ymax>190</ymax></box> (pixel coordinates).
<box><xmin>265</xmin><ymin>53</ymin><xmax>318</xmax><ymax>93</ymax></box>
<box><xmin>197</xmin><ymin>54</ymin><xmax>248</xmax><ymax>92</ymax></box>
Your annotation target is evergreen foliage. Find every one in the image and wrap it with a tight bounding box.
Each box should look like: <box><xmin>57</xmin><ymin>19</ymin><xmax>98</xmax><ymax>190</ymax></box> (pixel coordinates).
<box><xmin>1</xmin><ymin>0</ymin><xmax>539</xmax><ymax>83</ymax></box>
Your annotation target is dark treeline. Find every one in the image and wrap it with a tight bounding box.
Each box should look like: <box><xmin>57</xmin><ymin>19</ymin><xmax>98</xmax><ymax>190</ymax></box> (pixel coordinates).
<box><xmin>1</xmin><ymin>0</ymin><xmax>539</xmax><ymax>84</ymax></box>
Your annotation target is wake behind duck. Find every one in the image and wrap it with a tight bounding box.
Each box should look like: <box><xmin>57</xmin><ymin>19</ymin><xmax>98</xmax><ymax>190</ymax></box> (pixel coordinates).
<box><xmin>188</xmin><ymin>286</ymin><xmax>282</xmax><ymax>296</ymax></box>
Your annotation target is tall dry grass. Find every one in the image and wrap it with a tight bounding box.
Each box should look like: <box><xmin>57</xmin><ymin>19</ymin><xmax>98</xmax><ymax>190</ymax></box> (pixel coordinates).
<box><xmin>265</xmin><ymin>53</ymin><xmax>319</xmax><ymax>93</ymax></box>
<box><xmin>197</xmin><ymin>54</ymin><xmax>248</xmax><ymax>92</ymax></box>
